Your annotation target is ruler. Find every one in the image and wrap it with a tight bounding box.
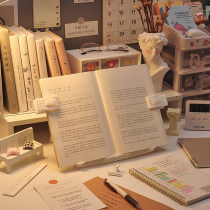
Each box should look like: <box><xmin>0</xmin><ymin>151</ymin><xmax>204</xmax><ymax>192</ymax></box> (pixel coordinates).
<box><xmin>3</xmin><ymin>162</ymin><xmax>47</xmax><ymax>197</ymax></box>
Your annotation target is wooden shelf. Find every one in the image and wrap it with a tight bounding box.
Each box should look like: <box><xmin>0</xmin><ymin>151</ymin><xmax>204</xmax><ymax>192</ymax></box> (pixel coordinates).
<box><xmin>0</xmin><ymin>108</ymin><xmax>47</xmax><ymax>139</ymax></box>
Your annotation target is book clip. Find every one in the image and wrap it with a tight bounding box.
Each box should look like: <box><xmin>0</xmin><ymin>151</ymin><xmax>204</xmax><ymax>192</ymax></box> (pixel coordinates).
<box><xmin>33</xmin><ymin>96</ymin><xmax>60</xmax><ymax>114</ymax></box>
<box><xmin>146</xmin><ymin>94</ymin><xmax>168</xmax><ymax>110</ymax></box>
<box><xmin>108</xmin><ymin>162</ymin><xmax>122</xmax><ymax>177</ymax></box>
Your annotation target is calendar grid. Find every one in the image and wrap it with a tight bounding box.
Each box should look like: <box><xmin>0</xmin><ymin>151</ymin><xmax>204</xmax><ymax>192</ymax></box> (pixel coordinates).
<box><xmin>103</xmin><ymin>0</ymin><xmax>144</xmax><ymax>45</ymax></box>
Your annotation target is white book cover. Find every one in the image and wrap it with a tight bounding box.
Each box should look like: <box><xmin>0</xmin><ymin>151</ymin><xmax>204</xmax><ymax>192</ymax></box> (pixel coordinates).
<box><xmin>8</xmin><ymin>26</ymin><xmax>35</xmax><ymax>111</ymax></box>
<box><xmin>6</xmin><ymin>27</ymin><xmax>28</xmax><ymax>112</ymax></box>
<box><xmin>18</xmin><ymin>26</ymin><xmax>42</xmax><ymax>99</ymax></box>
<box><xmin>28</xmin><ymin>30</ymin><xmax>48</xmax><ymax>79</ymax></box>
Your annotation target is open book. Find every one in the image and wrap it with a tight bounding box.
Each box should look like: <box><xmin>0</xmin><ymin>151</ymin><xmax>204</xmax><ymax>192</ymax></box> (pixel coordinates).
<box><xmin>39</xmin><ymin>64</ymin><xmax>167</xmax><ymax>167</ymax></box>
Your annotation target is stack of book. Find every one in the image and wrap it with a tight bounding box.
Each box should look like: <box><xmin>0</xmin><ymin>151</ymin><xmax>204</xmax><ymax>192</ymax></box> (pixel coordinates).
<box><xmin>0</xmin><ymin>25</ymin><xmax>71</xmax><ymax>114</ymax></box>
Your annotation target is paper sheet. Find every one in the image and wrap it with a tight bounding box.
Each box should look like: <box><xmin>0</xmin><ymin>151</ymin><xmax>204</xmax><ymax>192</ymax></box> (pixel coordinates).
<box><xmin>34</xmin><ymin>177</ymin><xmax>107</xmax><ymax>210</ymax></box>
<box><xmin>33</xmin><ymin>0</ymin><xmax>61</xmax><ymax>31</ymax></box>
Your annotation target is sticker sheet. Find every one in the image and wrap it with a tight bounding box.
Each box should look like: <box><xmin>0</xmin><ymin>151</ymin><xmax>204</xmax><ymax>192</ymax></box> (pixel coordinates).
<box><xmin>103</xmin><ymin>0</ymin><xmax>144</xmax><ymax>45</ymax></box>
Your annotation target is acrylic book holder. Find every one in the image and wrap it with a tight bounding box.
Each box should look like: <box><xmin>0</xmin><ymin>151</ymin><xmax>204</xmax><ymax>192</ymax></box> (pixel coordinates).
<box><xmin>33</xmin><ymin>94</ymin><xmax>167</xmax><ymax>168</ymax></box>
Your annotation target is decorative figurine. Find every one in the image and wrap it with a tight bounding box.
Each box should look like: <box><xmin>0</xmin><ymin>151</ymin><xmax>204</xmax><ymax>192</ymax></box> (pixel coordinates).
<box><xmin>194</xmin><ymin>12</ymin><xmax>207</xmax><ymax>27</ymax></box>
<box><xmin>136</xmin><ymin>0</ymin><xmax>174</xmax><ymax>93</ymax></box>
<box><xmin>139</xmin><ymin>32</ymin><xmax>170</xmax><ymax>93</ymax></box>
<box><xmin>166</xmin><ymin>108</ymin><xmax>181</xmax><ymax>136</ymax></box>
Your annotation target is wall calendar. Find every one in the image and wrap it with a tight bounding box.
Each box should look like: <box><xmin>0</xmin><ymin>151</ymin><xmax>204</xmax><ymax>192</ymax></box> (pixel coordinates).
<box><xmin>103</xmin><ymin>0</ymin><xmax>144</xmax><ymax>45</ymax></box>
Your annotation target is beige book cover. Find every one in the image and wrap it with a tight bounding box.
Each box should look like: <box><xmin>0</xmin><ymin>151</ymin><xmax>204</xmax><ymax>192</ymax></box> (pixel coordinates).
<box><xmin>44</xmin><ymin>30</ymin><xmax>71</xmax><ymax>75</ymax></box>
<box><xmin>35</xmin><ymin>31</ymin><xmax>61</xmax><ymax>77</ymax></box>
<box><xmin>28</xmin><ymin>30</ymin><xmax>48</xmax><ymax>79</ymax></box>
<box><xmin>8</xmin><ymin>26</ymin><xmax>35</xmax><ymax>111</ymax></box>
<box><xmin>6</xmin><ymin>27</ymin><xmax>28</xmax><ymax>112</ymax></box>
<box><xmin>0</xmin><ymin>25</ymin><xmax>19</xmax><ymax>114</ymax></box>
<box><xmin>18</xmin><ymin>26</ymin><xmax>42</xmax><ymax>99</ymax></box>
<box><xmin>177</xmin><ymin>137</ymin><xmax>210</xmax><ymax>168</ymax></box>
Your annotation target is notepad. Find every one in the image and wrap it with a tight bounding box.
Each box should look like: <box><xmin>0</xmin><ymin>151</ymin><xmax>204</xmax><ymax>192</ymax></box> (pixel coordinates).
<box><xmin>177</xmin><ymin>137</ymin><xmax>210</xmax><ymax>168</ymax></box>
<box><xmin>129</xmin><ymin>155</ymin><xmax>210</xmax><ymax>206</ymax></box>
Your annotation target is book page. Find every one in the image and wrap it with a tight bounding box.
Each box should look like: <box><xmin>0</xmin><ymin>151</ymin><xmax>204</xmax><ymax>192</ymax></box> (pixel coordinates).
<box><xmin>40</xmin><ymin>72</ymin><xmax>116</xmax><ymax>167</ymax></box>
<box><xmin>34</xmin><ymin>177</ymin><xmax>107</xmax><ymax>210</ymax></box>
<box><xmin>96</xmin><ymin>64</ymin><xmax>167</xmax><ymax>154</ymax></box>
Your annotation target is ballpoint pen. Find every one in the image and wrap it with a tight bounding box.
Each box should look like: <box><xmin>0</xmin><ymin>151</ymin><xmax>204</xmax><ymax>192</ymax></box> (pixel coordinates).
<box><xmin>104</xmin><ymin>178</ymin><xmax>141</xmax><ymax>210</ymax></box>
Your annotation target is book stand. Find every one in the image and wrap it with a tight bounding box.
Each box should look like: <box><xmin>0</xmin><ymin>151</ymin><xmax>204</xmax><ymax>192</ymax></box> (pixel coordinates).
<box><xmin>75</xmin><ymin>148</ymin><xmax>155</xmax><ymax>168</ymax></box>
<box><xmin>33</xmin><ymin>94</ymin><xmax>167</xmax><ymax>168</ymax></box>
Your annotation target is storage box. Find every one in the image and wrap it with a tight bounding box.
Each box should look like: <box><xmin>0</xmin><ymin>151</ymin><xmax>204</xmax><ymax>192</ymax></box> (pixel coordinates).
<box><xmin>162</xmin><ymin>23</ymin><xmax>210</xmax><ymax>112</ymax></box>
<box><xmin>66</xmin><ymin>45</ymin><xmax>141</xmax><ymax>73</ymax></box>
<box><xmin>163</xmin><ymin>24</ymin><xmax>210</xmax><ymax>51</ymax></box>
<box><xmin>162</xmin><ymin>45</ymin><xmax>210</xmax><ymax>73</ymax></box>
<box><xmin>173</xmin><ymin>71</ymin><xmax>210</xmax><ymax>93</ymax></box>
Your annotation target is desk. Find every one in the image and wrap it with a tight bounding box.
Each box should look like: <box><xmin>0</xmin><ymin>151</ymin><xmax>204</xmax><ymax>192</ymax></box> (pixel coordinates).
<box><xmin>1</xmin><ymin>120</ymin><xmax>210</xmax><ymax>210</ymax></box>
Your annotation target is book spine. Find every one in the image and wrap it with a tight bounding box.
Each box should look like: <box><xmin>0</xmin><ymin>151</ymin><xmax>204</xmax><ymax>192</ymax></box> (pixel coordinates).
<box><xmin>35</xmin><ymin>40</ymin><xmax>48</xmax><ymax>78</ymax></box>
<box><xmin>26</xmin><ymin>36</ymin><xmax>42</xmax><ymax>99</ymax></box>
<box><xmin>9</xmin><ymin>35</ymin><xmax>28</xmax><ymax>112</ymax></box>
<box><xmin>0</xmin><ymin>61</ymin><xmax>3</xmax><ymax>114</ymax></box>
<box><xmin>54</xmin><ymin>40</ymin><xmax>71</xmax><ymax>75</ymax></box>
<box><xmin>18</xmin><ymin>36</ymin><xmax>35</xmax><ymax>111</ymax></box>
<box><xmin>44</xmin><ymin>40</ymin><xmax>61</xmax><ymax>77</ymax></box>
<box><xmin>129</xmin><ymin>168</ymin><xmax>186</xmax><ymax>205</ymax></box>
<box><xmin>0</xmin><ymin>29</ymin><xmax>19</xmax><ymax>114</ymax></box>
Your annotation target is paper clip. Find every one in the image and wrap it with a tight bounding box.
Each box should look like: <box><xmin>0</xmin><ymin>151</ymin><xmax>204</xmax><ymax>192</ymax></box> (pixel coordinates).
<box><xmin>108</xmin><ymin>162</ymin><xmax>122</xmax><ymax>177</ymax></box>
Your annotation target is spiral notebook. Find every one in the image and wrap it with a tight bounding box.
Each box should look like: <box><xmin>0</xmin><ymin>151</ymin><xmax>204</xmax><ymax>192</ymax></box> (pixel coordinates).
<box><xmin>129</xmin><ymin>155</ymin><xmax>210</xmax><ymax>206</ymax></box>
<box><xmin>177</xmin><ymin>137</ymin><xmax>210</xmax><ymax>168</ymax></box>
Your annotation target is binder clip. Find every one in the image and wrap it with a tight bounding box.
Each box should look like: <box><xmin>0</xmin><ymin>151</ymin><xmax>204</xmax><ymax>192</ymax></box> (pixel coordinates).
<box><xmin>108</xmin><ymin>162</ymin><xmax>122</xmax><ymax>177</ymax></box>
<box><xmin>33</xmin><ymin>96</ymin><xmax>60</xmax><ymax>114</ymax></box>
<box><xmin>146</xmin><ymin>94</ymin><xmax>168</xmax><ymax>110</ymax></box>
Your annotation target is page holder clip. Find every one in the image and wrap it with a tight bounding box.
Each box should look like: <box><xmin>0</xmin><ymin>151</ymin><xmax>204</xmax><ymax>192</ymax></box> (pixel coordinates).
<box><xmin>33</xmin><ymin>96</ymin><xmax>60</xmax><ymax>114</ymax></box>
<box><xmin>146</xmin><ymin>94</ymin><xmax>168</xmax><ymax>110</ymax></box>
